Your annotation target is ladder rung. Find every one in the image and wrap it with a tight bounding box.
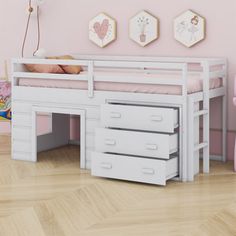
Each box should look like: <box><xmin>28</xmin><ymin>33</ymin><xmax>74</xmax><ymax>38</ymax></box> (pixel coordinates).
<box><xmin>194</xmin><ymin>142</ymin><xmax>208</xmax><ymax>152</ymax></box>
<box><xmin>194</xmin><ymin>110</ymin><xmax>208</xmax><ymax>118</ymax></box>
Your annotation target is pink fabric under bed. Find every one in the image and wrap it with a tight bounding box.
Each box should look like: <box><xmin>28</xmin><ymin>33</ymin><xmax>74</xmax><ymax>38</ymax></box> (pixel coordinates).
<box><xmin>19</xmin><ymin>71</ymin><xmax>222</xmax><ymax>95</ymax></box>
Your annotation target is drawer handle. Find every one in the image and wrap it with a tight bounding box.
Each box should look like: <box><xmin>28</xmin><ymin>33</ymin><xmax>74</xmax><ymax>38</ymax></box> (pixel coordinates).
<box><xmin>151</xmin><ymin>115</ymin><xmax>163</xmax><ymax>122</ymax></box>
<box><xmin>100</xmin><ymin>162</ymin><xmax>112</xmax><ymax>169</ymax></box>
<box><xmin>142</xmin><ymin>168</ymin><xmax>155</xmax><ymax>175</ymax></box>
<box><xmin>110</xmin><ymin>112</ymin><xmax>121</xmax><ymax>119</ymax></box>
<box><xmin>105</xmin><ymin>139</ymin><xmax>116</xmax><ymax>146</ymax></box>
<box><xmin>146</xmin><ymin>144</ymin><xmax>158</xmax><ymax>150</ymax></box>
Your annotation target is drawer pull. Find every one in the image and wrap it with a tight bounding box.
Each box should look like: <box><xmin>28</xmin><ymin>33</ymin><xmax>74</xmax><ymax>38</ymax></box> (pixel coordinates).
<box><xmin>151</xmin><ymin>115</ymin><xmax>163</xmax><ymax>122</ymax></box>
<box><xmin>142</xmin><ymin>168</ymin><xmax>155</xmax><ymax>175</ymax></box>
<box><xmin>146</xmin><ymin>144</ymin><xmax>158</xmax><ymax>150</ymax></box>
<box><xmin>100</xmin><ymin>162</ymin><xmax>112</xmax><ymax>169</ymax></box>
<box><xmin>105</xmin><ymin>139</ymin><xmax>116</xmax><ymax>146</ymax></box>
<box><xmin>110</xmin><ymin>112</ymin><xmax>121</xmax><ymax>119</ymax></box>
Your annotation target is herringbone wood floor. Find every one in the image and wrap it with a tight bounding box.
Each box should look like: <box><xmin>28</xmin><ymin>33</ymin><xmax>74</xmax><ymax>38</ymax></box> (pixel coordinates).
<box><xmin>0</xmin><ymin>135</ymin><xmax>236</xmax><ymax>236</ymax></box>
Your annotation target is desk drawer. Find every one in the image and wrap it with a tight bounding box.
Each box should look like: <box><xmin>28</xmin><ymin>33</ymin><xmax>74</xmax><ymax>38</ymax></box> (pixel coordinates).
<box><xmin>91</xmin><ymin>152</ymin><xmax>178</xmax><ymax>186</ymax></box>
<box><xmin>101</xmin><ymin>104</ymin><xmax>178</xmax><ymax>133</ymax></box>
<box><xmin>95</xmin><ymin>128</ymin><xmax>178</xmax><ymax>160</ymax></box>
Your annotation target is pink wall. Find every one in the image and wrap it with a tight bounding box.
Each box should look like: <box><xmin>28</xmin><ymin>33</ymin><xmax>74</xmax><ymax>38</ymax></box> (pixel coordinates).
<box><xmin>210</xmin><ymin>130</ymin><xmax>235</xmax><ymax>161</ymax></box>
<box><xmin>0</xmin><ymin>0</ymin><xmax>236</xmax><ymax>158</ymax></box>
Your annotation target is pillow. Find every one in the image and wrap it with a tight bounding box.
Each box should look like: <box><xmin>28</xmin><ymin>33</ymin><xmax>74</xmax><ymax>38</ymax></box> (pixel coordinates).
<box><xmin>25</xmin><ymin>63</ymin><xmax>64</xmax><ymax>74</ymax></box>
<box><xmin>25</xmin><ymin>55</ymin><xmax>82</xmax><ymax>74</ymax></box>
<box><xmin>46</xmin><ymin>55</ymin><xmax>82</xmax><ymax>74</ymax></box>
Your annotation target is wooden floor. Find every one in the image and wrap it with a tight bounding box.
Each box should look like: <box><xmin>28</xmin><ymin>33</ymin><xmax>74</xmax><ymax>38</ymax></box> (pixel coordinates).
<box><xmin>0</xmin><ymin>135</ymin><xmax>236</xmax><ymax>236</ymax></box>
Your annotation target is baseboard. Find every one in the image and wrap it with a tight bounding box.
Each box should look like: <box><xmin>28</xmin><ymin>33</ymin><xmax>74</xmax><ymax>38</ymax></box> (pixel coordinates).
<box><xmin>69</xmin><ymin>140</ymin><xmax>80</xmax><ymax>146</ymax></box>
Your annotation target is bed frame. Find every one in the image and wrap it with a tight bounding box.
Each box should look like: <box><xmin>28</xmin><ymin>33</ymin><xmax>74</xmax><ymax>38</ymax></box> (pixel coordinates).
<box><xmin>11</xmin><ymin>55</ymin><xmax>227</xmax><ymax>182</ymax></box>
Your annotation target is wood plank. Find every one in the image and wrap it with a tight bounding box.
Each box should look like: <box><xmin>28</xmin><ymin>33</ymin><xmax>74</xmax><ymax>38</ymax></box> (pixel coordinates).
<box><xmin>0</xmin><ymin>136</ymin><xmax>236</xmax><ymax>235</ymax></box>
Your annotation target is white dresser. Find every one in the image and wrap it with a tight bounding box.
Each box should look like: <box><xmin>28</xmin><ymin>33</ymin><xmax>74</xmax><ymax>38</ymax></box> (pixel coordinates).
<box><xmin>91</xmin><ymin>103</ymin><xmax>179</xmax><ymax>186</ymax></box>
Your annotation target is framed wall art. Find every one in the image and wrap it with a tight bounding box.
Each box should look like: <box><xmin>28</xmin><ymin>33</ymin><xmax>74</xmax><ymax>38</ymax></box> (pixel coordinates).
<box><xmin>174</xmin><ymin>10</ymin><xmax>206</xmax><ymax>48</ymax></box>
<box><xmin>89</xmin><ymin>13</ymin><xmax>117</xmax><ymax>48</ymax></box>
<box><xmin>129</xmin><ymin>10</ymin><xmax>159</xmax><ymax>47</ymax></box>
<box><xmin>0</xmin><ymin>81</ymin><xmax>11</xmax><ymax>121</ymax></box>
<box><xmin>0</xmin><ymin>61</ymin><xmax>11</xmax><ymax>121</ymax></box>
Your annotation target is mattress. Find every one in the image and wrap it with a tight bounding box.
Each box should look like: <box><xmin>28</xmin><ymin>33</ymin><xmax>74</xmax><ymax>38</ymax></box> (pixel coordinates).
<box><xmin>19</xmin><ymin>71</ymin><xmax>222</xmax><ymax>95</ymax></box>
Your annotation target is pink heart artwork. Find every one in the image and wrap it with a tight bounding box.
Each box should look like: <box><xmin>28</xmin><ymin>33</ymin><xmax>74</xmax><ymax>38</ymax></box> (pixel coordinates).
<box><xmin>93</xmin><ymin>19</ymin><xmax>109</xmax><ymax>40</ymax></box>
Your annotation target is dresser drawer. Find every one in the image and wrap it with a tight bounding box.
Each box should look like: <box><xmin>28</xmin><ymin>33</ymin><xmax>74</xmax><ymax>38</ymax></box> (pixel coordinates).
<box><xmin>91</xmin><ymin>152</ymin><xmax>178</xmax><ymax>186</ymax></box>
<box><xmin>95</xmin><ymin>128</ymin><xmax>178</xmax><ymax>160</ymax></box>
<box><xmin>101</xmin><ymin>104</ymin><xmax>178</xmax><ymax>133</ymax></box>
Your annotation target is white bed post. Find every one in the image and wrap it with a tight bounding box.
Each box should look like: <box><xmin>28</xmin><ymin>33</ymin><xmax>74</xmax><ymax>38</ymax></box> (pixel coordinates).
<box><xmin>181</xmin><ymin>63</ymin><xmax>188</xmax><ymax>182</ymax></box>
<box><xmin>88</xmin><ymin>61</ymin><xmax>94</xmax><ymax>98</ymax></box>
<box><xmin>222</xmin><ymin>60</ymin><xmax>228</xmax><ymax>162</ymax></box>
<box><xmin>202</xmin><ymin>61</ymin><xmax>210</xmax><ymax>173</ymax></box>
<box><xmin>222</xmin><ymin>95</ymin><xmax>227</xmax><ymax>162</ymax></box>
<box><xmin>79</xmin><ymin>110</ymin><xmax>86</xmax><ymax>169</ymax></box>
<box><xmin>187</xmin><ymin>96</ymin><xmax>195</xmax><ymax>181</ymax></box>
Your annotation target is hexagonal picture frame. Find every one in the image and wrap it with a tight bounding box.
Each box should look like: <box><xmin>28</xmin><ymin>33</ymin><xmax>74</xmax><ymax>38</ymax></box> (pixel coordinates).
<box><xmin>129</xmin><ymin>10</ymin><xmax>159</xmax><ymax>47</ymax></box>
<box><xmin>174</xmin><ymin>10</ymin><xmax>205</xmax><ymax>48</ymax></box>
<box><xmin>89</xmin><ymin>13</ymin><xmax>117</xmax><ymax>48</ymax></box>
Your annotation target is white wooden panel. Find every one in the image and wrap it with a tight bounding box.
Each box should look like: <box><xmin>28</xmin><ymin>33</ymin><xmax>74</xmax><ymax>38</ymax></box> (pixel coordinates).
<box><xmin>94</xmin><ymin>60</ymin><xmax>185</xmax><ymax>70</ymax></box>
<box><xmin>13</xmin><ymin>58</ymin><xmax>89</xmax><ymax>66</ymax></box>
<box><xmin>86</xmin><ymin>149</ymin><xmax>95</xmax><ymax>162</ymax></box>
<box><xmin>13</xmin><ymin>86</ymin><xmax>185</xmax><ymax>107</ymax></box>
<box><xmin>91</xmin><ymin>152</ymin><xmax>178</xmax><ymax>186</ymax></box>
<box><xmin>12</xmin><ymin>114</ymin><xmax>31</xmax><ymax>127</ymax></box>
<box><xmin>12</xmin><ymin>102</ymin><xmax>32</xmax><ymax>113</ymax></box>
<box><xmin>86</xmin><ymin>134</ymin><xmax>95</xmax><ymax>148</ymax></box>
<box><xmin>86</xmin><ymin>119</ymin><xmax>101</xmax><ymax>134</ymax></box>
<box><xmin>13</xmin><ymin>72</ymin><xmax>87</xmax><ymax>81</ymax></box>
<box><xmin>14</xmin><ymin>55</ymin><xmax>223</xmax><ymax>64</ymax></box>
<box><xmin>101</xmin><ymin>104</ymin><xmax>178</xmax><ymax>133</ymax></box>
<box><xmin>86</xmin><ymin>160</ymin><xmax>91</xmax><ymax>170</ymax></box>
<box><xmin>194</xmin><ymin>102</ymin><xmax>200</xmax><ymax>175</ymax></box>
<box><xmin>94</xmin><ymin>75</ymin><xmax>185</xmax><ymax>86</ymax></box>
<box><xmin>86</xmin><ymin>107</ymin><xmax>100</xmax><ymax>119</ymax></box>
<box><xmin>12</xmin><ymin>152</ymin><xmax>33</xmax><ymax>162</ymax></box>
<box><xmin>85</xmin><ymin>148</ymin><xmax>94</xmax><ymax>169</ymax></box>
<box><xmin>12</xmin><ymin>127</ymin><xmax>31</xmax><ymax>141</ymax></box>
<box><xmin>95</xmin><ymin>128</ymin><xmax>178</xmax><ymax>159</ymax></box>
<box><xmin>13</xmin><ymin>140</ymin><xmax>31</xmax><ymax>153</ymax></box>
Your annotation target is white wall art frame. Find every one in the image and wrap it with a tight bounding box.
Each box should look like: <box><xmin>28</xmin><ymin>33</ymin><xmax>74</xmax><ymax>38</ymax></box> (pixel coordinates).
<box><xmin>174</xmin><ymin>10</ymin><xmax>206</xmax><ymax>48</ymax></box>
<box><xmin>89</xmin><ymin>13</ymin><xmax>117</xmax><ymax>48</ymax></box>
<box><xmin>129</xmin><ymin>10</ymin><xmax>159</xmax><ymax>47</ymax></box>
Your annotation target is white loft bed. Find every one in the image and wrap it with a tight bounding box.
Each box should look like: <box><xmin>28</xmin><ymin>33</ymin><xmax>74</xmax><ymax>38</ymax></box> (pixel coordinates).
<box><xmin>11</xmin><ymin>55</ymin><xmax>227</xmax><ymax>184</ymax></box>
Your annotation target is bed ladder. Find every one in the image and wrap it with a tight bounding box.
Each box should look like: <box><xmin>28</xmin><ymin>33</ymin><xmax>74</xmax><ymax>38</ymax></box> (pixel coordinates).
<box><xmin>187</xmin><ymin>61</ymin><xmax>211</xmax><ymax>181</ymax></box>
<box><xmin>188</xmin><ymin>97</ymin><xmax>210</xmax><ymax>181</ymax></box>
